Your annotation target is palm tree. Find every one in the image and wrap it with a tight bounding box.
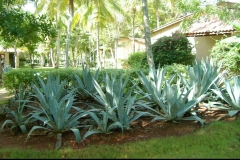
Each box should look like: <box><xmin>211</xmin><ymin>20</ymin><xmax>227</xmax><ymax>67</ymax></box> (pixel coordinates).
<box><xmin>35</xmin><ymin>0</ymin><xmax>67</xmax><ymax>68</ymax></box>
<box><xmin>148</xmin><ymin>0</ymin><xmax>178</xmax><ymax>28</ymax></box>
<box><xmin>81</xmin><ymin>0</ymin><xmax>124</xmax><ymax>69</ymax></box>
<box><xmin>35</xmin><ymin>0</ymin><xmax>85</xmax><ymax>68</ymax></box>
<box><xmin>118</xmin><ymin>0</ymin><xmax>143</xmax><ymax>55</ymax></box>
<box><xmin>64</xmin><ymin>0</ymin><xmax>74</xmax><ymax>68</ymax></box>
<box><xmin>142</xmin><ymin>0</ymin><xmax>155</xmax><ymax>69</ymax></box>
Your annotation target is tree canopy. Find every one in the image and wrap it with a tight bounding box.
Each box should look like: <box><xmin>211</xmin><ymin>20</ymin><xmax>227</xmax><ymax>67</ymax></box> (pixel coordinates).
<box><xmin>0</xmin><ymin>0</ymin><xmax>239</xmax><ymax>69</ymax></box>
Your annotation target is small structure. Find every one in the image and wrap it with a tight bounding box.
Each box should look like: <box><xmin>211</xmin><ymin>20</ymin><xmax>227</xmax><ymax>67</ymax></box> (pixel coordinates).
<box><xmin>184</xmin><ymin>16</ymin><xmax>238</xmax><ymax>60</ymax></box>
<box><xmin>0</xmin><ymin>46</ymin><xmax>15</xmax><ymax>67</ymax></box>
<box><xmin>0</xmin><ymin>45</ymin><xmax>26</xmax><ymax>68</ymax></box>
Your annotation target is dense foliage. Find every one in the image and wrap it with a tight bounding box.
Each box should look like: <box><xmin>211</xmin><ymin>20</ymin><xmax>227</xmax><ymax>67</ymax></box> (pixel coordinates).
<box><xmin>0</xmin><ymin>2</ymin><xmax>56</xmax><ymax>67</ymax></box>
<box><xmin>210</xmin><ymin>37</ymin><xmax>240</xmax><ymax>75</ymax></box>
<box><xmin>0</xmin><ymin>5</ymin><xmax>56</xmax><ymax>45</ymax></box>
<box><xmin>151</xmin><ymin>32</ymin><xmax>195</xmax><ymax>66</ymax></box>
<box><xmin>127</xmin><ymin>51</ymin><xmax>147</xmax><ymax>69</ymax></box>
<box><xmin>2</xmin><ymin>68</ymin><xmax>146</xmax><ymax>93</ymax></box>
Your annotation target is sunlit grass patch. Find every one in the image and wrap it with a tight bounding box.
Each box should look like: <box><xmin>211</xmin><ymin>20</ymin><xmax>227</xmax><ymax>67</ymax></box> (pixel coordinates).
<box><xmin>1</xmin><ymin>119</ymin><xmax>240</xmax><ymax>158</ymax></box>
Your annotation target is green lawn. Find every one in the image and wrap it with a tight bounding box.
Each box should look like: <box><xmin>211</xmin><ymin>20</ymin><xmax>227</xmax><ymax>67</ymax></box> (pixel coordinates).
<box><xmin>0</xmin><ymin>118</ymin><xmax>240</xmax><ymax>158</ymax></box>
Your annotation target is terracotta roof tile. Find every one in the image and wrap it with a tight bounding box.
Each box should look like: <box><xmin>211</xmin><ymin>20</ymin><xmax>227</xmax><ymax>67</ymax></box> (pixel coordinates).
<box><xmin>185</xmin><ymin>16</ymin><xmax>238</xmax><ymax>37</ymax></box>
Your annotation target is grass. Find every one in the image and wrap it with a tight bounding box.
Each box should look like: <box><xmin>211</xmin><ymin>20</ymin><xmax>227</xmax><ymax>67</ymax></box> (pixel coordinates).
<box><xmin>0</xmin><ymin>119</ymin><xmax>240</xmax><ymax>158</ymax></box>
<box><xmin>0</xmin><ymin>100</ymin><xmax>8</xmax><ymax>105</ymax></box>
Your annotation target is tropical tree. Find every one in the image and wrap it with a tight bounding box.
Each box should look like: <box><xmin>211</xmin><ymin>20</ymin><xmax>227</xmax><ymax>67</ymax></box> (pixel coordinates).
<box><xmin>148</xmin><ymin>0</ymin><xmax>180</xmax><ymax>28</ymax></box>
<box><xmin>69</xmin><ymin>27</ymin><xmax>91</xmax><ymax>67</ymax></box>
<box><xmin>0</xmin><ymin>2</ymin><xmax>56</xmax><ymax>68</ymax></box>
<box><xmin>62</xmin><ymin>0</ymin><xmax>84</xmax><ymax>68</ymax></box>
<box><xmin>142</xmin><ymin>0</ymin><xmax>155</xmax><ymax>69</ymax></box>
<box><xmin>81</xmin><ymin>0</ymin><xmax>124</xmax><ymax>69</ymax></box>
<box><xmin>35</xmin><ymin>0</ymin><xmax>70</xmax><ymax>68</ymax></box>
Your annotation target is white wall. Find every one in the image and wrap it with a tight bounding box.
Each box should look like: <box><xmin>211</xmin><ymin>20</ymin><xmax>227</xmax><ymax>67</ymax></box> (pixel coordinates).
<box><xmin>194</xmin><ymin>35</ymin><xmax>231</xmax><ymax>61</ymax></box>
<box><xmin>151</xmin><ymin>23</ymin><xmax>180</xmax><ymax>44</ymax></box>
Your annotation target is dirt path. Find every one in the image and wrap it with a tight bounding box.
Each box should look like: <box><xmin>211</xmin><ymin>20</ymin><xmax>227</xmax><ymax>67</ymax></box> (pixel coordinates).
<box><xmin>0</xmin><ymin>88</ymin><xmax>13</xmax><ymax>102</ymax></box>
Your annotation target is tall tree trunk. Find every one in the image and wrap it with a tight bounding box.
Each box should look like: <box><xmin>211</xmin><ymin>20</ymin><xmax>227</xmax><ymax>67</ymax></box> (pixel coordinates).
<box><xmin>55</xmin><ymin>29</ymin><xmax>60</xmax><ymax>68</ymax></box>
<box><xmin>65</xmin><ymin>0</ymin><xmax>74</xmax><ymax>68</ymax></box>
<box><xmin>103</xmin><ymin>48</ymin><xmax>105</xmax><ymax>68</ymax></box>
<box><xmin>132</xmin><ymin>7</ymin><xmax>136</xmax><ymax>54</ymax></box>
<box><xmin>155</xmin><ymin>0</ymin><xmax>160</xmax><ymax>28</ymax></box>
<box><xmin>55</xmin><ymin>10</ymin><xmax>60</xmax><ymax>69</ymax></box>
<box><xmin>40</xmin><ymin>53</ymin><xmax>45</xmax><ymax>67</ymax></box>
<box><xmin>96</xmin><ymin>23</ymin><xmax>101</xmax><ymax>69</ymax></box>
<box><xmin>89</xmin><ymin>36</ymin><xmax>94</xmax><ymax>67</ymax></box>
<box><xmin>142</xmin><ymin>0</ymin><xmax>155</xmax><ymax>69</ymax></box>
<box><xmin>114</xmin><ymin>15</ymin><xmax>121</xmax><ymax>69</ymax></box>
<box><xmin>14</xmin><ymin>40</ymin><xmax>19</xmax><ymax>69</ymax></box>
<box><xmin>114</xmin><ymin>37</ymin><xmax>118</xmax><ymax>68</ymax></box>
<box><xmin>72</xmin><ymin>47</ymin><xmax>75</xmax><ymax>67</ymax></box>
<box><xmin>50</xmin><ymin>48</ymin><xmax>55</xmax><ymax>68</ymax></box>
<box><xmin>65</xmin><ymin>20</ymin><xmax>72</xmax><ymax>68</ymax></box>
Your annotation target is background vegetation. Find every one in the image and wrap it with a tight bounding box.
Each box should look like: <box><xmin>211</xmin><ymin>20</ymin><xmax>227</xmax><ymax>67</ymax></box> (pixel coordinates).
<box><xmin>0</xmin><ymin>0</ymin><xmax>240</xmax><ymax>158</ymax></box>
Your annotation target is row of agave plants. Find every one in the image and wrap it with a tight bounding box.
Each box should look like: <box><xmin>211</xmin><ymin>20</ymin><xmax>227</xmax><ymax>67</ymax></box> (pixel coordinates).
<box><xmin>0</xmin><ymin>58</ymin><xmax>239</xmax><ymax>149</ymax></box>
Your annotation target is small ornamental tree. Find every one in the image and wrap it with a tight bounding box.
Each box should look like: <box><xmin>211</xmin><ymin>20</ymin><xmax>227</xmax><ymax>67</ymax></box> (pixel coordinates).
<box><xmin>151</xmin><ymin>32</ymin><xmax>195</xmax><ymax>67</ymax></box>
<box><xmin>0</xmin><ymin>3</ymin><xmax>57</xmax><ymax>68</ymax></box>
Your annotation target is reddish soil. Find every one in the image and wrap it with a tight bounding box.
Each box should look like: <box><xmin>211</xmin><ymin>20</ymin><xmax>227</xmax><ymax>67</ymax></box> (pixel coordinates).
<box><xmin>0</xmin><ymin>100</ymin><xmax>235</xmax><ymax>151</ymax></box>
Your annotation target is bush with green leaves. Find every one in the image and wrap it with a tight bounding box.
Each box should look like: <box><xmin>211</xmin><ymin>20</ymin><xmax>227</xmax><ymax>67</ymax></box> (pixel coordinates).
<box><xmin>2</xmin><ymin>68</ymin><xmax>81</xmax><ymax>93</ymax></box>
<box><xmin>152</xmin><ymin>32</ymin><xmax>195</xmax><ymax>66</ymax></box>
<box><xmin>2</xmin><ymin>69</ymin><xmax>45</xmax><ymax>93</ymax></box>
<box><xmin>2</xmin><ymin>67</ymin><xmax>144</xmax><ymax>94</ymax></box>
<box><xmin>210</xmin><ymin>37</ymin><xmax>240</xmax><ymax>75</ymax></box>
<box><xmin>127</xmin><ymin>51</ymin><xmax>148</xmax><ymax>69</ymax></box>
<box><xmin>164</xmin><ymin>63</ymin><xmax>188</xmax><ymax>83</ymax></box>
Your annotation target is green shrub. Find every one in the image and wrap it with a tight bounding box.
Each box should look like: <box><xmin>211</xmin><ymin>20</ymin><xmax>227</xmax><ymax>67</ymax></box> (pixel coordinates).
<box><xmin>127</xmin><ymin>51</ymin><xmax>148</xmax><ymax>69</ymax></box>
<box><xmin>2</xmin><ymin>67</ymin><xmax>143</xmax><ymax>94</ymax></box>
<box><xmin>119</xmin><ymin>59</ymin><xmax>131</xmax><ymax>69</ymax></box>
<box><xmin>2</xmin><ymin>68</ymin><xmax>78</xmax><ymax>93</ymax></box>
<box><xmin>151</xmin><ymin>32</ymin><xmax>195</xmax><ymax>66</ymax></box>
<box><xmin>210</xmin><ymin>37</ymin><xmax>240</xmax><ymax>75</ymax></box>
<box><xmin>164</xmin><ymin>63</ymin><xmax>188</xmax><ymax>81</ymax></box>
<box><xmin>2</xmin><ymin>69</ymin><xmax>40</xmax><ymax>93</ymax></box>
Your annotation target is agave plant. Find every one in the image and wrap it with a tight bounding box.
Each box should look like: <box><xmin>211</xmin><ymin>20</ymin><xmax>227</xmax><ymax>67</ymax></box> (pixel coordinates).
<box><xmin>150</xmin><ymin>79</ymin><xmax>207</xmax><ymax>125</ymax></box>
<box><xmin>0</xmin><ymin>84</ymin><xmax>32</xmax><ymax>134</ymax></box>
<box><xmin>0</xmin><ymin>103</ymin><xmax>31</xmax><ymax>134</ymax></box>
<box><xmin>136</xmin><ymin>66</ymin><xmax>207</xmax><ymax>125</ymax></box>
<box><xmin>26</xmin><ymin>74</ymin><xmax>93</xmax><ymax>150</ymax></box>
<box><xmin>211</xmin><ymin>76</ymin><xmax>240</xmax><ymax>117</ymax></box>
<box><xmin>35</xmin><ymin>73</ymin><xmax>69</xmax><ymax>103</ymax></box>
<box><xmin>0</xmin><ymin>104</ymin><xmax>10</xmax><ymax>118</ymax></box>
<box><xmin>178</xmin><ymin>58</ymin><xmax>227</xmax><ymax>109</ymax></box>
<box><xmin>86</xmin><ymin>110</ymin><xmax>123</xmax><ymax>134</ymax></box>
<box><xmin>136</xmin><ymin>65</ymin><xmax>176</xmax><ymax>111</ymax></box>
<box><xmin>90</xmin><ymin>72</ymin><xmax>151</xmax><ymax>132</ymax></box>
<box><xmin>73</xmin><ymin>65</ymin><xmax>100</xmax><ymax>100</ymax></box>
<box><xmin>11</xmin><ymin>84</ymin><xmax>31</xmax><ymax>107</ymax></box>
